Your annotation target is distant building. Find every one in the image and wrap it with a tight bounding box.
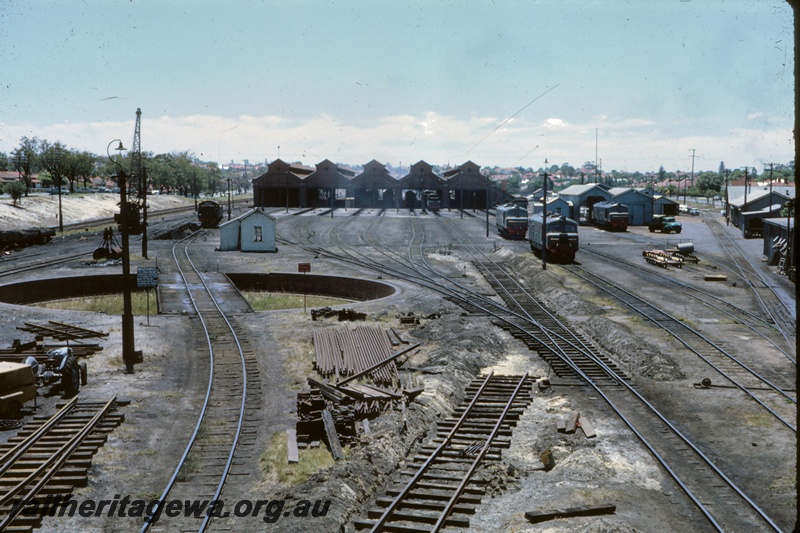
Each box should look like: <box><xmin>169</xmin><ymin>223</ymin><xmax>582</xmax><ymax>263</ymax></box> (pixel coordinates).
<box><xmin>219</xmin><ymin>209</ymin><xmax>276</xmax><ymax>252</ymax></box>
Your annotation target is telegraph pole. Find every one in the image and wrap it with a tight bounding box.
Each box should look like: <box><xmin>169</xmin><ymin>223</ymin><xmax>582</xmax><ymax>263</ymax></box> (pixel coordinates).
<box><xmin>689</xmin><ymin>148</ymin><xmax>697</xmax><ymax>202</ymax></box>
<box><xmin>542</xmin><ymin>159</ymin><xmax>548</xmax><ymax>271</ymax></box>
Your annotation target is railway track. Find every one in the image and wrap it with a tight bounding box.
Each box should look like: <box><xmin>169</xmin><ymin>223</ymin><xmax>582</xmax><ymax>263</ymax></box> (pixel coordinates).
<box><xmin>141</xmin><ymin>232</ymin><xmax>261</xmax><ymax>532</ymax></box>
<box><xmin>267</xmin><ymin>213</ymin><xmax>791</xmax><ymax>530</ymax></box>
<box><xmin>703</xmin><ymin>214</ymin><xmax>796</xmax><ymax>353</ymax></box>
<box><xmin>431</xmin><ymin>216</ymin><xmax>788</xmax><ymax>531</ymax></box>
<box><xmin>355</xmin><ymin>373</ymin><xmax>534</xmax><ymax>532</ymax></box>
<box><xmin>0</xmin><ymin>396</ymin><xmax>123</xmax><ymax>533</ymax></box>
<box><xmin>579</xmin><ymin>246</ymin><xmax>796</xmax><ymax>363</ymax></box>
<box><xmin>564</xmin><ymin>262</ymin><xmax>796</xmax><ymax>431</ymax></box>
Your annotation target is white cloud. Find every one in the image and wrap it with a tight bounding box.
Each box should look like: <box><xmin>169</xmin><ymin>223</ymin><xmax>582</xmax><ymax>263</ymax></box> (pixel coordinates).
<box><xmin>0</xmin><ymin>111</ymin><xmax>792</xmax><ymax>173</ymax></box>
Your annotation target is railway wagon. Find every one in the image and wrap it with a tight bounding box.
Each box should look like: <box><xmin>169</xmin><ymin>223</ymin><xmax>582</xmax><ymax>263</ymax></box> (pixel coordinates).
<box><xmin>0</xmin><ymin>228</ymin><xmax>55</xmax><ymax>251</ymax></box>
<box><xmin>495</xmin><ymin>203</ymin><xmax>528</xmax><ymax>239</ymax></box>
<box><xmin>197</xmin><ymin>200</ymin><xmax>224</xmax><ymax>228</ymax></box>
<box><xmin>527</xmin><ymin>213</ymin><xmax>579</xmax><ymax>263</ymax></box>
<box><xmin>592</xmin><ymin>201</ymin><xmax>629</xmax><ymax>232</ymax></box>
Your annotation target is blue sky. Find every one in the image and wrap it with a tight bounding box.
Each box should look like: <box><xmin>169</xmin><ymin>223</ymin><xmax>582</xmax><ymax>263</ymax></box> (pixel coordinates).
<box><xmin>1</xmin><ymin>0</ymin><xmax>793</xmax><ymax>173</ymax></box>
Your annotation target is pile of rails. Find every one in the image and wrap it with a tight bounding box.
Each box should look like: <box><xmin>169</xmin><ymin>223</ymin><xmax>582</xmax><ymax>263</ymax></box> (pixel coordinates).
<box><xmin>313</xmin><ymin>326</ymin><xmax>406</xmax><ymax>387</ymax></box>
<box><xmin>294</xmin><ymin>326</ymin><xmax>422</xmax><ymax>458</ymax></box>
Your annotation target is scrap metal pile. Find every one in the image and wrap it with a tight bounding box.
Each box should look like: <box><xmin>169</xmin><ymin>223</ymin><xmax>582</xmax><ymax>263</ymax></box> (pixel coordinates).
<box><xmin>642</xmin><ymin>242</ymin><xmax>699</xmax><ymax>269</ymax></box>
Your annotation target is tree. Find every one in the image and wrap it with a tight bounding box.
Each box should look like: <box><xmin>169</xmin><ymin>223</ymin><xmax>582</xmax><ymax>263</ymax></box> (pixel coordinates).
<box><xmin>65</xmin><ymin>150</ymin><xmax>96</xmax><ymax>189</ymax></box>
<box><xmin>39</xmin><ymin>141</ymin><xmax>69</xmax><ymax>189</ymax></box>
<box><xmin>718</xmin><ymin>161</ymin><xmax>726</xmax><ymax>175</ymax></box>
<box><xmin>0</xmin><ymin>152</ymin><xmax>8</xmax><ymax>171</ymax></box>
<box><xmin>4</xmin><ymin>180</ymin><xmax>26</xmax><ymax>206</ymax></box>
<box><xmin>695</xmin><ymin>171</ymin><xmax>724</xmax><ymax>195</ymax></box>
<box><xmin>13</xmin><ymin>137</ymin><xmax>40</xmax><ymax>196</ymax></box>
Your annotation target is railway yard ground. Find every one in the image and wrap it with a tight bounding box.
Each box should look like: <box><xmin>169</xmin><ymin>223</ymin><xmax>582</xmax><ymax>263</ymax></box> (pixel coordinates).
<box><xmin>0</xmin><ymin>194</ymin><xmax>795</xmax><ymax>532</ymax></box>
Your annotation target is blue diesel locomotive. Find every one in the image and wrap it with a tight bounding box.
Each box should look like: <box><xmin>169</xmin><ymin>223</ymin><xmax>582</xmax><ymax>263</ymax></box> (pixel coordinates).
<box><xmin>528</xmin><ymin>213</ymin><xmax>579</xmax><ymax>263</ymax></box>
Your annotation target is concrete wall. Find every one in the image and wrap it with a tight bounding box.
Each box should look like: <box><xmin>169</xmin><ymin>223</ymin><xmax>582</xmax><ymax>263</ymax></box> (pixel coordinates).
<box><xmin>227</xmin><ymin>273</ymin><xmax>395</xmax><ymax>301</ymax></box>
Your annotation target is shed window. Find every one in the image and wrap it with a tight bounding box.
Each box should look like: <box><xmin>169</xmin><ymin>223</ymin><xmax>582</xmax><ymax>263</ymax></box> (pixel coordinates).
<box><xmin>253</xmin><ymin>226</ymin><xmax>262</xmax><ymax>242</ymax></box>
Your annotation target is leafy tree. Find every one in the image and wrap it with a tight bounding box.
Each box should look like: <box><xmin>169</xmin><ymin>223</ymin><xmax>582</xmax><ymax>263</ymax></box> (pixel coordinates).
<box><xmin>39</xmin><ymin>141</ymin><xmax>69</xmax><ymax>191</ymax></box>
<box><xmin>12</xmin><ymin>137</ymin><xmax>40</xmax><ymax>196</ymax></box>
<box><xmin>69</xmin><ymin>151</ymin><xmax>96</xmax><ymax>189</ymax></box>
<box><xmin>4</xmin><ymin>180</ymin><xmax>26</xmax><ymax>206</ymax></box>
<box><xmin>0</xmin><ymin>152</ymin><xmax>8</xmax><ymax>171</ymax></box>
<box><xmin>695</xmin><ymin>171</ymin><xmax>723</xmax><ymax>195</ymax></box>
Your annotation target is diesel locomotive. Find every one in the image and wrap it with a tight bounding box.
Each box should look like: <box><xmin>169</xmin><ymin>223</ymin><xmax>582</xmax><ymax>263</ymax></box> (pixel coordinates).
<box><xmin>528</xmin><ymin>212</ymin><xmax>579</xmax><ymax>263</ymax></box>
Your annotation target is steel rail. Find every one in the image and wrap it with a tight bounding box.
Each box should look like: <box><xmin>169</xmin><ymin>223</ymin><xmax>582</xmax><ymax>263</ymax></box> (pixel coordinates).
<box><xmin>438</xmin><ymin>215</ymin><xmax>785</xmax><ymax>531</ymax></box>
<box><xmin>581</xmin><ymin>245</ymin><xmax>795</xmax><ymax>362</ymax></box>
<box><xmin>430</xmin><ymin>373</ymin><xmax>529</xmax><ymax>532</ymax></box>
<box><xmin>0</xmin><ymin>395</ymin><xmax>117</xmax><ymax>529</ymax></box>
<box><xmin>566</xmin><ymin>263</ymin><xmax>796</xmax><ymax>424</ymax></box>
<box><xmin>369</xmin><ymin>373</ymin><xmax>495</xmax><ymax>533</ymax></box>
<box><xmin>705</xmin><ymin>215</ymin><xmax>796</xmax><ymax>353</ymax></box>
<box><xmin>0</xmin><ymin>396</ymin><xmax>79</xmax><ymax>476</ymax></box>
<box><xmin>296</xmin><ymin>212</ymin><xmax>785</xmax><ymax>531</ymax></box>
<box><xmin>140</xmin><ymin>230</ymin><xmax>248</xmax><ymax>533</ymax></box>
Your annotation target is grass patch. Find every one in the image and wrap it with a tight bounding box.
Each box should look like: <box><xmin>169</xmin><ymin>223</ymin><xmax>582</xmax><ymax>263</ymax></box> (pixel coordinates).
<box><xmin>284</xmin><ymin>339</ymin><xmax>315</xmax><ymax>391</ymax></box>
<box><xmin>33</xmin><ymin>292</ymin><xmax>155</xmax><ymax>315</ymax></box>
<box><xmin>176</xmin><ymin>456</ymin><xmax>200</xmax><ymax>482</ymax></box>
<box><xmin>260</xmin><ymin>431</ymin><xmax>341</xmax><ymax>486</ymax></box>
<box><xmin>242</xmin><ymin>291</ymin><xmax>352</xmax><ymax>311</ymax></box>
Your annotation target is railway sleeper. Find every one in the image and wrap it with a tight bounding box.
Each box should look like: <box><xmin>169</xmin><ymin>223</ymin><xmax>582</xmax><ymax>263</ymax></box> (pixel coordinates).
<box><xmin>9</xmin><ymin>457</ymin><xmax>95</xmax><ymax>469</ymax></box>
<box><xmin>365</xmin><ymin>510</ymin><xmax>470</xmax><ymax>528</ymax></box>
<box><xmin>385</xmin><ymin>489</ymin><xmax>482</xmax><ymax>504</ymax></box>
<box><xmin>393</xmin><ymin>480</ymin><xmax>486</xmax><ymax>496</ymax></box>
<box><xmin>435</xmin><ymin>429</ymin><xmax>514</xmax><ymax>440</ymax></box>
<box><xmin>435</xmin><ymin>428</ymin><xmax>517</xmax><ymax>439</ymax></box>
<box><xmin>419</xmin><ymin>449</ymin><xmax>503</xmax><ymax>460</ymax></box>
<box><xmin>437</xmin><ymin>419</ymin><xmax>518</xmax><ymax>429</ymax></box>
<box><xmin>432</xmin><ymin>433</ymin><xmax>512</xmax><ymax>443</ymax></box>
<box><xmin>374</xmin><ymin>497</ymin><xmax>476</xmax><ymax>514</ymax></box>
<box><xmin>412</xmin><ymin>454</ymin><xmax>501</xmax><ymax>464</ymax></box>
<box><xmin>353</xmin><ymin>518</ymin><xmax>460</xmax><ymax>532</ymax></box>
<box><xmin>0</xmin><ymin>474</ymin><xmax>88</xmax><ymax>489</ymax></box>
<box><xmin>398</xmin><ymin>471</ymin><xmax>491</xmax><ymax>483</ymax></box>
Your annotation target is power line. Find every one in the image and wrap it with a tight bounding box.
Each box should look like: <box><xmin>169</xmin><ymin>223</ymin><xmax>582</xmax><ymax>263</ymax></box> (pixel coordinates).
<box><xmin>466</xmin><ymin>84</ymin><xmax>561</xmax><ymax>156</ymax></box>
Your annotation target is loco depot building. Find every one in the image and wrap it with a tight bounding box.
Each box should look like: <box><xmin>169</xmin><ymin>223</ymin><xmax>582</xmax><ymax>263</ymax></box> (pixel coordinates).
<box><xmin>252</xmin><ymin>159</ymin><xmax>514</xmax><ymax>210</ymax></box>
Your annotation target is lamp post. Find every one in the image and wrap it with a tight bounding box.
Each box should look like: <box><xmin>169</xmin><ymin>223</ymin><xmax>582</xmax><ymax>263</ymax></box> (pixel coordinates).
<box><xmin>108</xmin><ymin>139</ymin><xmax>141</xmax><ymax>374</ymax></box>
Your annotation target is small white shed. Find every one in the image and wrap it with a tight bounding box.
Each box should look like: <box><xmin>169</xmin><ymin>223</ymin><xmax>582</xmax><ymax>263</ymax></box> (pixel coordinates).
<box><xmin>219</xmin><ymin>209</ymin><xmax>277</xmax><ymax>252</ymax></box>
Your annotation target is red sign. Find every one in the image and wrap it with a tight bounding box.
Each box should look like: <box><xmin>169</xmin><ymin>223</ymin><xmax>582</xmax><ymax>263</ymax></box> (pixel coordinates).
<box><xmin>298</xmin><ymin>263</ymin><xmax>311</xmax><ymax>273</ymax></box>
